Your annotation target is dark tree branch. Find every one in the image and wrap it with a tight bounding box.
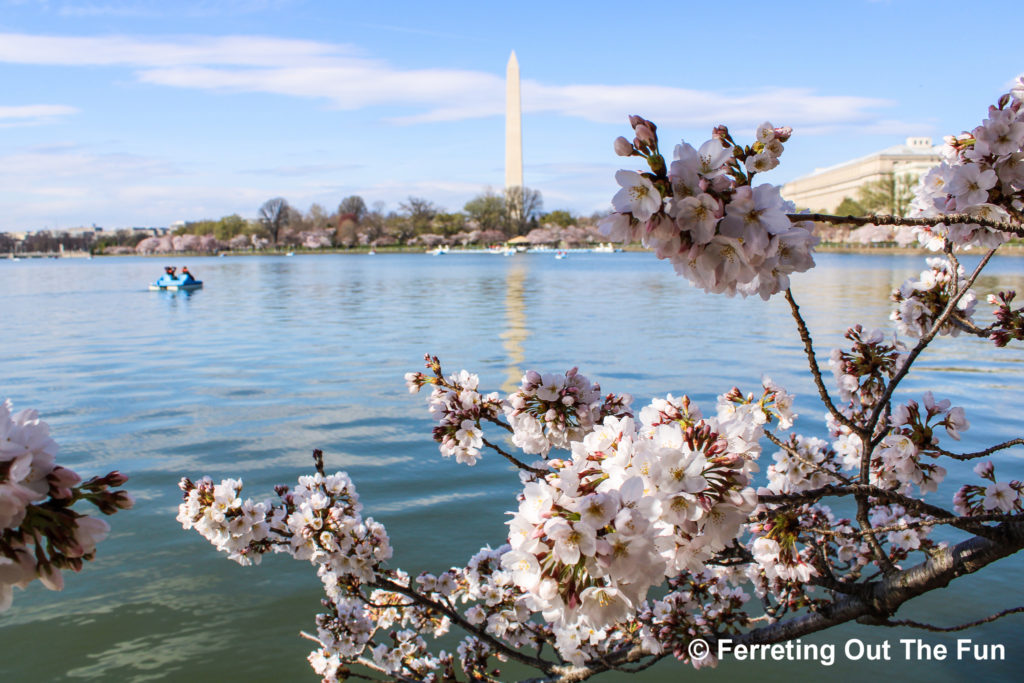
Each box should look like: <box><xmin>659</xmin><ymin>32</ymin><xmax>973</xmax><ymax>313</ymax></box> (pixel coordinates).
<box><xmin>865</xmin><ymin>247</ymin><xmax>999</xmax><ymax>453</ymax></box>
<box><xmin>877</xmin><ymin>606</ymin><xmax>1024</xmax><ymax>633</ymax></box>
<box><xmin>783</xmin><ymin>288</ymin><xmax>860</xmax><ymax>435</ymax></box>
<box><xmin>932</xmin><ymin>438</ymin><xmax>1024</xmax><ymax>461</ymax></box>
<box><xmin>482</xmin><ymin>437</ymin><xmax>549</xmax><ymax>475</ymax></box>
<box><xmin>787</xmin><ymin>212</ymin><xmax>1023</xmax><ymax>236</ymax></box>
<box><xmin>372</xmin><ymin>575</ymin><xmax>557</xmax><ymax>674</ymax></box>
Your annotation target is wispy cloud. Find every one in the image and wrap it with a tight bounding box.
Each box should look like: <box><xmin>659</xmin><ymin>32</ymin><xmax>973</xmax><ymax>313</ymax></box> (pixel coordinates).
<box><xmin>244</xmin><ymin>163</ymin><xmax>364</xmax><ymax>177</ymax></box>
<box><xmin>0</xmin><ymin>104</ymin><xmax>78</xmax><ymax>126</ymax></box>
<box><xmin>0</xmin><ymin>33</ymin><xmax>894</xmax><ymax>131</ymax></box>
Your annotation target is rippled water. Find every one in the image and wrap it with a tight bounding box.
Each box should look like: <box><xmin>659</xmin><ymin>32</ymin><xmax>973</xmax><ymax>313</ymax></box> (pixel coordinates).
<box><xmin>2</xmin><ymin>251</ymin><xmax>1024</xmax><ymax>681</ymax></box>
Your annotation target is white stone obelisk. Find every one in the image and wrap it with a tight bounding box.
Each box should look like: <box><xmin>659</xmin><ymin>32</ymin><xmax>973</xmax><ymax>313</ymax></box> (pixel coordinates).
<box><xmin>505</xmin><ymin>51</ymin><xmax>523</xmax><ymax>190</ymax></box>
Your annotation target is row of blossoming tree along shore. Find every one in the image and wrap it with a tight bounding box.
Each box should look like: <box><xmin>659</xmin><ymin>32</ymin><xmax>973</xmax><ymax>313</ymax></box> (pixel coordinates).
<box><xmin>5</xmin><ymin>79</ymin><xmax>1024</xmax><ymax>682</ymax></box>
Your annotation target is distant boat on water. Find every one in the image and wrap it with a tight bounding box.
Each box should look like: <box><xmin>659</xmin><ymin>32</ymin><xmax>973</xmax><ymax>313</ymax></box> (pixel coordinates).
<box><xmin>150</xmin><ymin>272</ymin><xmax>202</xmax><ymax>291</ymax></box>
<box><xmin>427</xmin><ymin>245</ymin><xmax>449</xmax><ymax>255</ymax></box>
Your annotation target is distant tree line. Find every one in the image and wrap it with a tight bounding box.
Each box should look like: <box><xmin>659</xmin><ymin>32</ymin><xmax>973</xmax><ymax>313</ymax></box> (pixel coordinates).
<box><xmin>1</xmin><ymin>186</ymin><xmax>616</xmax><ymax>256</ymax></box>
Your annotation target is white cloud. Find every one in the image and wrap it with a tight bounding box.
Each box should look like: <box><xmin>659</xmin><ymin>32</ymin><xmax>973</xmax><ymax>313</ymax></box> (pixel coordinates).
<box><xmin>0</xmin><ymin>104</ymin><xmax>78</xmax><ymax>126</ymax></box>
<box><xmin>0</xmin><ymin>33</ymin><xmax>893</xmax><ymax>130</ymax></box>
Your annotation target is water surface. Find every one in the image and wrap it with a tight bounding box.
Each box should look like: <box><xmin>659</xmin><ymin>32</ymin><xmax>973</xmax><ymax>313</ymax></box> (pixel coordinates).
<box><xmin>2</xmin><ymin>251</ymin><xmax>1023</xmax><ymax>681</ymax></box>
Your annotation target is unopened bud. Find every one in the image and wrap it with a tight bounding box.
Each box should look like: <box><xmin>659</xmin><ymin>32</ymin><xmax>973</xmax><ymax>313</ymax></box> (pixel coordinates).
<box><xmin>614</xmin><ymin>136</ymin><xmax>634</xmax><ymax>156</ymax></box>
<box><xmin>634</xmin><ymin>124</ymin><xmax>656</xmax><ymax>146</ymax></box>
<box><xmin>49</xmin><ymin>466</ymin><xmax>82</xmax><ymax>489</ymax></box>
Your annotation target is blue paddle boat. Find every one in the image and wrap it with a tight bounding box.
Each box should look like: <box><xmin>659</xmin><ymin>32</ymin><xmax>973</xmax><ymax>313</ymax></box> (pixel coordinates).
<box><xmin>150</xmin><ymin>267</ymin><xmax>202</xmax><ymax>291</ymax></box>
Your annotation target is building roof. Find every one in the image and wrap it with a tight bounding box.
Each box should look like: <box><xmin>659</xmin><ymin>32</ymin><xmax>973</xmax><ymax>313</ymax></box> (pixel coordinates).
<box><xmin>804</xmin><ymin>137</ymin><xmax>942</xmax><ymax>177</ymax></box>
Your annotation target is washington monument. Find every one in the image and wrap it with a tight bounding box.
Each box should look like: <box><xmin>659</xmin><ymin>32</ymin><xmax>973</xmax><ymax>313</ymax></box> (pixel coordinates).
<box><xmin>505</xmin><ymin>51</ymin><xmax>523</xmax><ymax>190</ymax></box>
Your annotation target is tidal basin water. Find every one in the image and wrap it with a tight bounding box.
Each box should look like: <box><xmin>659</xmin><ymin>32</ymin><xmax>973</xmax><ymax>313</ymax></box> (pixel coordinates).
<box><xmin>2</xmin><ymin>251</ymin><xmax>1024</xmax><ymax>682</ymax></box>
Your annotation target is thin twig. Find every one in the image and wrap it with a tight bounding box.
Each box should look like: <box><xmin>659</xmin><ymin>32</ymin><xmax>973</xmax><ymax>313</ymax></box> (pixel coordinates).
<box><xmin>372</xmin><ymin>575</ymin><xmax>557</xmax><ymax>674</ymax></box>
<box><xmin>482</xmin><ymin>437</ymin><xmax>549</xmax><ymax>475</ymax></box>
<box><xmin>808</xmin><ymin>511</ymin><xmax>1023</xmax><ymax>538</ymax></box>
<box><xmin>764</xmin><ymin>429</ymin><xmax>853</xmax><ymax>485</ymax></box>
<box><xmin>932</xmin><ymin>438</ymin><xmax>1024</xmax><ymax>461</ymax></box>
<box><xmin>865</xmin><ymin>247</ymin><xmax>1000</xmax><ymax>453</ymax></box>
<box><xmin>787</xmin><ymin>212</ymin><xmax>1023</xmax><ymax>235</ymax></box>
<box><xmin>758</xmin><ymin>483</ymin><xmax>1002</xmax><ymax>540</ymax></box>
<box><xmin>877</xmin><ymin>606</ymin><xmax>1024</xmax><ymax>633</ymax></box>
<box><xmin>783</xmin><ymin>288</ymin><xmax>860</xmax><ymax>435</ymax></box>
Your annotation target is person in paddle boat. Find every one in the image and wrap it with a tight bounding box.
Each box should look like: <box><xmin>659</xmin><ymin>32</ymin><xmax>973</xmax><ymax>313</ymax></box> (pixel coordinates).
<box><xmin>180</xmin><ymin>266</ymin><xmax>196</xmax><ymax>284</ymax></box>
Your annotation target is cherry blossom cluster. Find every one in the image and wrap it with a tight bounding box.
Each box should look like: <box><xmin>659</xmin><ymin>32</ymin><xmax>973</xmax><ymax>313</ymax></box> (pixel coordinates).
<box><xmin>829</xmin><ymin>326</ymin><xmax>906</xmax><ymax>410</ymax></box>
<box><xmin>763</xmin><ymin>435</ymin><xmax>843</xmax><ymax>495</ymax></box>
<box><xmin>599</xmin><ymin>116</ymin><xmax>819</xmax><ymax>299</ymax></box>
<box><xmin>986</xmin><ymin>290</ymin><xmax>1024</xmax><ymax>347</ymax></box>
<box><xmin>406</xmin><ymin>355</ymin><xmax>504</xmax><ymax>465</ymax></box>
<box><xmin>500</xmin><ymin>388</ymin><xmax>766</xmax><ymax>662</ymax></box>
<box><xmin>954</xmin><ymin>461</ymin><xmax>1023</xmax><ymax>515</ymax></box>
<box><xmin>178</xmin><ymin>454</ymin><xmax>405</xmax><ymax>681</ymax></box>
<box><xmin>748</xmin><ymin>504</ymin><xmax>841</xmax><ymax>585</ymax></box>
<box><xmin>906</xmin><ymin>79</ymin><xmax>1024</xmax><ymax>249</ymax></box>
<box><xmin>891</xmin><ymin>257</ymin><xmax>977</xmax><ymax>338</ymax></box>
<box><xmin>177</xmin><ymin>463</ymin><xmax>390</xmax><ymax>580</ymax></box>
<box><xmin>505</xmin><ymin>368</ymin><xmax>632</xmax><ymax>456</ymax></box>
<box><xmin>1</xmin><ymin>399</ymin><xmax>132</xmax><ymax>612</ymax></box>
<box><xmin>642</xmin><ymin>567</ymin><xmax>751</xmax><ymax>666</ymax></box>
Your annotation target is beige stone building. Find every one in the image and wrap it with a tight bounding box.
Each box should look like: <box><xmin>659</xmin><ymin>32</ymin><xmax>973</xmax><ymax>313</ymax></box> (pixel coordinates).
<box><xmin>781</xmin><ymin>137</ymin><xmax>942</xmax><ymax>213</ymax></box>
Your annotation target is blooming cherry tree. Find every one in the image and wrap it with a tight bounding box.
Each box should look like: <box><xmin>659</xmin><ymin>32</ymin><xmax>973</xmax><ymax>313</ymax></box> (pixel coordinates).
<box><xmin>178</xmin><ymin>80</ymin><xmax>1024</xmax><ymax>682</ymax></box>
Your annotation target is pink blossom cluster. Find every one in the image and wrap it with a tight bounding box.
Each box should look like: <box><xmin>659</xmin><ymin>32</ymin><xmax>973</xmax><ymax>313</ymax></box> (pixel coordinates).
<box><xmin>642</xmin><ymin>567</ymin><xmax>751</xmax><ymax>665</ymax></box>
<box><xmin>1</xmin><ymin>399</ymin><xmax>132</xmax><ymax>611</ymax></box>
<box><xmin>986</xmin><ymin>290</ymin><xmax>1024</xmax><ymax>347</ymax></box>
<box><xmin>505</xmin><ymin>368</ymin><xmax>632</xmax><ymax>456</ymax></box>
<box><xmin>829</xmin><ymin>326</ymin><xmax>906</xmax><ymax>409</ymax></box>
<box><xmin>891</xmin><ymin>257</ymin><xmax>977</xmax><ymax>338</ymax></box>
<box><xmin>500</xmin><ymin>389</ymin><xmax>764</xmax><ymax>663</ymax></box>
<box><xmin>906</xmin><ymin>79</ymin><xmax>1024</xmax><ymax>249</ymax></box>
<box><xmin>599</xmin><ymin>118</ymin><xmax>818</xmax><ymax>299</ymax></box>
<box><xmin>954</xmin><ymin>461</ymin><xmax>1023</xmax><ymax>515</ymax></box>
<box><xmin>178</xmin><ymin>458</ymin><xmax>397</xmax><ymax>681</ymax></box>
<box><xmin>406</xmin><ymin>356</ymin><xmax>503</xmax><ymax>465</ymax></box>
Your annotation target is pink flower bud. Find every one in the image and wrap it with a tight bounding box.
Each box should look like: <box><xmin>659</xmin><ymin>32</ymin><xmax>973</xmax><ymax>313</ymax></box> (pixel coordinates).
<box><xmin>105</xmin><ymin>471</ymin><xmax>129</xmax><ymax>487</ymax></box>
<box><xmin>634</xmin><ymin>124</ymin><xmax>656</xmax><ymax>146</ymax></box>
<box><xmin>773</xmin><ymin>126</ymin><xmax>793</xmax><ymax>142</ymax></box>
<box><xmin>614</xmin><ymin>136</ymin><xmax>634</xmax><ymax>156</ymax></box>
<box><xmin>49</xmin><ymin>466</ymin><xmax>82</xmax><ymax>488</ymax></box>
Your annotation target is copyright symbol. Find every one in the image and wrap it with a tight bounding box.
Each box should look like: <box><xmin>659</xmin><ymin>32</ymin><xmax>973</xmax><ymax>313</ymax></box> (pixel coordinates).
<box><xmin>688</xmin><ymin>638</ymin><xmax>710</xmax><ymax>660</ymax></box>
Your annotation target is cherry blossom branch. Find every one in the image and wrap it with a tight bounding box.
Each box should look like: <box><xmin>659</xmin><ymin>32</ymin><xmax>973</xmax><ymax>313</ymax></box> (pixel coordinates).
<box><xmin>764</xmin><ymin>429</ymin><xmax>853</xmax><ymax>485</ymax></box>
<box><xmin>855</xmin><ymin>497</ymin><xmax>897</xmax><ymax>575</ymax></box>
<box><xmin>783</xmin><ymin>288</ymin><xmax>861</xmax><ymax>435</ymax></box>
<box><xmin>481</xmin><ymin>437</ymin><xmax>549</xmax><ymax>475</ymax></box>
<box><xmin>722</xmin><ymin>520</ymin><xmax>1024</xmax><ymax>648</ymax></box>
<box><xmin>808</xmin><ymin>511</ymin><xmax>1023</xmax><ymax>538</ymax></box>
<box><xmin>370</xmin><ymin>575</ymin><xmax>558</xmax><ymax>674</ymax></box>
<box><xmin>875</xmin><ymin>606</ymin><xmax>1024</xmax><ymax>632</ymax></box>
<box><xmin>865</xmin><ymin>247</ymin><xmax>999</xmax><ymax>452</ymax></box>
<box><xmin>932</xmin><ymin>438</ymin><xmax>1024</xmax><ymax>461</ymax></box>
<box><xmin>787</xmin><ymin>212</ymin><xmax>1024</xmax><ymax>236</ymax></box>
<box><xmin>758</xmin><ymin>483</ymin><xmax>1002</xmax><ymax>540</ymax></box>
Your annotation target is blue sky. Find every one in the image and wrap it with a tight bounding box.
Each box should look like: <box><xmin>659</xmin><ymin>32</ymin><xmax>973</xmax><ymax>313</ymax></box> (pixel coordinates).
<box><xmin>1</xmin><ymin>0</ymin><xmax>1022</xmax><ymax>231</ymax></box>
